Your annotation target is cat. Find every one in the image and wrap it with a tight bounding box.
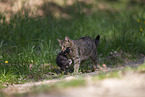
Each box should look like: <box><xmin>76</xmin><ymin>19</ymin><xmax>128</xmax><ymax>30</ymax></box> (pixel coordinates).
<box><xmin>56</xmin><ymin>47</ymin><xmax>73</xmax><ymax>74</ymax></box>
<box><xmin>57</xmin><ymin>35</ymin><xmax>100</xmax><ymax>74</ymax></box>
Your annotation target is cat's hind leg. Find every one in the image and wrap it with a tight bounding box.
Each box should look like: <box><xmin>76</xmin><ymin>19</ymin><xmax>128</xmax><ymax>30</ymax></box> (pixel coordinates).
<box><xmin>90</xmin><ymin>54</ymin><xmax>102</xmax><ymax>71</ymax></box>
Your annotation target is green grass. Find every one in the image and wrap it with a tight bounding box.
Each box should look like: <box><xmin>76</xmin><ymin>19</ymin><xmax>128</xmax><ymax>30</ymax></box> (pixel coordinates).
<box><xmin>92</xmin><ymin>62</ymin><xmax>145</xmax><ymax>81</ymax></box>
<box><xmin>0</xmin><ymin>0</ymin><xmax>145</xmax><ymax>88</ymax></box>
<box><xmin>35</xmin><ymin>78</ymin><xmax>86</xmax><ymax>91</ymax></box>
<box><xmin>92</xmin><ymin>70</ymin><xmax>122</xmax><ymax>80</ymax></box>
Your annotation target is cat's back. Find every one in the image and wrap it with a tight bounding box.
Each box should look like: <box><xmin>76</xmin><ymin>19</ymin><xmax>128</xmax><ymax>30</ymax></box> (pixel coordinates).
<box><xmin>75</xmin><ymin>36</ymin><xmax>92</xmax><ymax>41</ymax></box>
<box><xmin>72</xmin><ymin>36</ymin><xmax>97</xmax><ymax>58</ymax></box>
<box><xmin>74</xmin><ymin>36</ymin><xmax>95</xmax><ymax>47</ymax></box>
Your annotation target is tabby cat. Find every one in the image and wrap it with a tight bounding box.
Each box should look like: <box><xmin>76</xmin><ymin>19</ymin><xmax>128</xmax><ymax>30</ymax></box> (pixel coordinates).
<box><xmin>57</xmin><ymin>35</ymin><xmax>100</xmax><ymax>73</ymax></box>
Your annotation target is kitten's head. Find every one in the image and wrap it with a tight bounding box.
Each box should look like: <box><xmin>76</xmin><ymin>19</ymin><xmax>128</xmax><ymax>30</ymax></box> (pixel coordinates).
<box><xmin>64</xmin><ymin>47</ymin><xmax>70</xmax><ymax>54</ymax></box>
<box><xmin>57</xmin><ymin>36</ymin><xmax>73</xmax><ymax>51</ymax></box>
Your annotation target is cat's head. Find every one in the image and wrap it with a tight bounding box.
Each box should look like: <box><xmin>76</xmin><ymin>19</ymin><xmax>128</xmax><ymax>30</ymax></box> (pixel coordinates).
<box><xmin>57</xmin><ymin>36</ymin><xmax>73</xmax><ymax>51</ymax></box>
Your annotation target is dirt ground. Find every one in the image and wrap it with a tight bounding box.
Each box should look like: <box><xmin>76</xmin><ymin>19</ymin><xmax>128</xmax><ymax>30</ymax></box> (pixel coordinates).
<box><xmin>1</xmin><ymin>57</ymin><xmax>145</xmax><ymax>97</ymax></box>
<box><xmin>60</xmin><ymin>71</ymin><xmax>145</xmax><ymax>97</ymax></box>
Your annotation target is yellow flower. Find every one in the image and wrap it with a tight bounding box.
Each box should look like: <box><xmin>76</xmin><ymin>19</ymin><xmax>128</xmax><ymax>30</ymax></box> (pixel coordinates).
<box><xmin>140</xmin><ymin>28</ymin><xmax>143</xmax><ymax>32</ymax></box>
<box><xmin>5</xmin><ymin>61</ymin><xmax>8</xmax><ymax>64</ymax></box>
<box><xmin>137</xmin><ymin>19</ymin><xmax>141</xmax><ymax>23</ymax></box>
<box><xmin>31</xmin><ymin>60</ymin><xmax>33</xmax><ymax>63</ymax></box>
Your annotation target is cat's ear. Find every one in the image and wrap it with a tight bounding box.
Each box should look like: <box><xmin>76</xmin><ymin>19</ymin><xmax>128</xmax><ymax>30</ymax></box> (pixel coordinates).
<box><xmin>57</xmin><ymin>39</ymin><xmax>62</xmax><ymax>47</ymax></box>
<box><xmin>57</xmin><ymin>39</ymin><xmax>62</xmax><ymax>43</ymax></box>
<box><xmin>65</xmin><ymin>36</ymin><xmax>70</xmax><ymax>41</ymax></box>
<box><xmin>65</xmin><ymin>36</ymin><xmax>73</xmax><ymax>44</ymax></box>
<box><xmin>65</xmin><ymin>36</ymin><xmax>71</xmax><ymax>42</ymax></box>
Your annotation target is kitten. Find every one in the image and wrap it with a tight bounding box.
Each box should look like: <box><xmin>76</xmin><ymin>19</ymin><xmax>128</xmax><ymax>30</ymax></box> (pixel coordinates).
<box><xmin>57</xmin><ymin>35</ymin><xmax>100</xmax><ymax>73</ymax></box>
<box><xmin>56</xmin><ymin>47</ymin><xmax>72</xmax><ymax>73</ymax></box>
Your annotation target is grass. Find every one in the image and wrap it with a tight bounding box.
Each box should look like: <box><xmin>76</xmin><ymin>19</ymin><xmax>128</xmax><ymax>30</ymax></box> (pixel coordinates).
<box><xmin>0</xmin><ymin>0</ymin><xmax>145</xmax><ymax>88</ymax></box>
<box><xmin>34</xmin><ymin>78</ymin><xmax>86</xmax><ymax>92</ymax></box>
<box><xmin>138</xmin><ymin>62</ymin><xmax>145</xmax><ymax>71</ymax></box>
<box><xmin>92</xmin><ymin>70</ymin><xmax>122</xmax><ymax>80</ymax></box>
<box><xmin>96</xmin><ymin>62</ymin><xmax>145</xmax><ymax>80</ymax></box>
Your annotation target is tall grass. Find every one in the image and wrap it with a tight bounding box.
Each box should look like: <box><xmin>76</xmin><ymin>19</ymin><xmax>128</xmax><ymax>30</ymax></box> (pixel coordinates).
<box><xmin>0</xmin><ymin>0</ymin><xmax>145</xmax><ymax>87</ymax></box>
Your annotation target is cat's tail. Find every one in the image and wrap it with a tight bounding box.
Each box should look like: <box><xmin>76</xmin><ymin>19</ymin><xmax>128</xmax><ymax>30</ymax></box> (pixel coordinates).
<box><xmin>94</xmin><ymin>35</ymin><xmax>100</xmax><ymax>47</ymax></box>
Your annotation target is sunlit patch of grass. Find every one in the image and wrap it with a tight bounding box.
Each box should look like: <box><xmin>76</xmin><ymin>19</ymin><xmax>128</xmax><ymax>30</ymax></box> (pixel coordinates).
<box><xmin>13</xmin><ymin>79</ymin><xmax>86</xmax><ymax>96</ymax></box>
<box><xmin>54</xmin><ymin>79</ymin><xmax>86</xmax><ymax>88</ymax></box>
<box><xmin>121</xmin><ymin>61</ymin><xmax>145</xmax><ymax>72</ymax></box>
<box><xmin>92</xmin><ymin>62</ymin><xmax>145</xmax><ymax>81</ymax></box>
<box><xmin>137</xmin><ymin>62</ymin><xmax>145</xmax><ymax>72</ymax></box>
<box><xmin>92</xmin><ymin>70</ymin><xmax>122</xmax><ymax>80</ymax></box>
<box><xmin>0</xmin><ymin>69</ymin><xmax>25</xmax><ymax>88</ymax></box>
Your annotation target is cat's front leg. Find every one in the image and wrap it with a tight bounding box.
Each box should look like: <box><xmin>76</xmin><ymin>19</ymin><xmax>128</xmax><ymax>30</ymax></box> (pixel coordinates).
<box><xmin>73</xmin><ymin>58</ymin><xmax>80</xmax><ymax>74</ymax></box>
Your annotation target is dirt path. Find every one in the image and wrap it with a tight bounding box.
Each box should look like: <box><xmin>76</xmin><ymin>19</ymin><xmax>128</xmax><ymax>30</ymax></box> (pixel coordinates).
<box><xmin>57</xmin><ymin>71</ymin><xmax>145</xmax><ymax>97</ymax></box>
<box><xmin>1</xmin><ymin>57</ymin><xmax>145</xmax><ymax>97</ymax></box>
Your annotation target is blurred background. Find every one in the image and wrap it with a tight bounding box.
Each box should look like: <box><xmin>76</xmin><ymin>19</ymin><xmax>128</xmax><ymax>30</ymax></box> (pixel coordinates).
<box><xmin>0</xmin><ymin>0</ymin><xmax>145</xmax><ymax>19</ymax></box>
